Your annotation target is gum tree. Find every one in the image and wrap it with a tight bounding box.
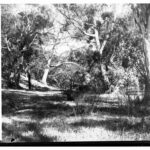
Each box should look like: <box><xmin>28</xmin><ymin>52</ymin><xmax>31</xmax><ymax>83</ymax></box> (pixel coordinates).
<box><xmin>1</xmin><ymin>4</ymin><xmax>53</xmax><ymax>89</ymax></box>
<box><xmin>132</xmin><ymin>4</ymin><xmax>150</xmax><ymax>103</ymax></box>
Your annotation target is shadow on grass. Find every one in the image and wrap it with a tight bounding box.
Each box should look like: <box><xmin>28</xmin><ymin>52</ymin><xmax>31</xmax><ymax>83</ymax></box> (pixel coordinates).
<box><xmin>94</xmin><ymin>106</ymin><xmax>149</xmax><ymax>117</ymax></box>
<box><xmin>70</xmin><ymin>117</ymin><xmax>150</xmax><ymax>133</ymax></box>
<box><xmin>2</xmin><ymin>121</ymin><xmax>57</xmax><ymax>142</ymax></box>
<box><xmin>2</xmin><ymin>92</ymin><xmax>67</xmax><ymax>117</ymax></box>
<box><xmin>3</xmin><ymin>90</ymin><xmax>150</xmax><ymax>142</ymax></box>
<box><xmin>3</xmin><ymin>91</ymin><xmax>148</xmax><ymax>119</ymax></box>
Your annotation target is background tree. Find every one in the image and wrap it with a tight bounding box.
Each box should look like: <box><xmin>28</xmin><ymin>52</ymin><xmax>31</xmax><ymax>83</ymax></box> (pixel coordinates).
<box><xmin>55</xmin><ymin>4</ymin><xmax>126</xmax><ymax>93</ymax></box>
<box><xmin>1</xmin><ymin>4</ymin><xmax>147</xmax><ymax>103</ymax></box>
<box><xmin>2</xmin><ymin>4</ymin><xmax>53</xmax><ymax>89</ymax></box>
<box><xmin>55</xmin><ymin>4</ymin><xmax>143</xmax><ymax>95</ymax></box>
<box><xmin>131</xmin><ymin>4</ymin><xmax>150</xmax><ymax>103</ymax></box>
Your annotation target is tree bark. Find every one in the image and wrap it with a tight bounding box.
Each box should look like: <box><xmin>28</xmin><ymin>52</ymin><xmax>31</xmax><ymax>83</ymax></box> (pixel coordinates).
<box><xmin>15</xmin><ymin>73</ymin><xmax>20</xmax><ymax>88</ymax></box>
<box><xmin>14</xmin><ymin>64</ymin><xmax>22</xmax><ymax>88</ymax></box>
<box><xmin>27</xmin><ymin>71</ymin><xmax>31</xmax><ymax>90</ymax></box>
<box><xmin>143</xmin><ymin>78</ymin><xmax>150</xmax><ymax>103</ymax></box>
<box><xmin>101</xmin><ymin>64</ymin><xmax>110</xmax><ymax>86</ymax></box>
<box><xmin>42</xmin><ymin>68</ymin><xmax>49</xmax><ymax>85</ymax></box>
<box><xmin>42</xmin><ymin>59</ymin><xmax>52</xmax><ymax>85</ymax></box>
<box><xmin>94</xmin><ymin>27</ymin><xmax>109</xmax><ymax>92</ymax></box>
<box><xmin>143</xmin><ymin>12</ymin><xmax>150</xmax><ymax>104</ymax></box>
<box><xmin>133</xmin><ymin>6</ymin><xmax>150</xmax><ymax>104</ymax></box>
<box><xmin>94</xmin><ymin>29</ymin><xmax>101</xmax><ymax>52</ymax></box>
<box><xmin>143</xmin><ymin>38</ymin><xmax>150</xmax><ymax>103</ymax></box>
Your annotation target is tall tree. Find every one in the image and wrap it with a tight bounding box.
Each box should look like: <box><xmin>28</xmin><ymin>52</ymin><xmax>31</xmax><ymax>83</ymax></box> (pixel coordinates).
<box><xmin>132</xmin><ymin>4</ymin><xmax>150</xmax><ymax>103</ymax></box>
<box><xmin>55</xmin><ymin>4</ymin><xmax>116</xmax><ymax>92</ymax></box>
<box><xmin>1</xmin><ymin>4</ymin><xmax>53</xmax><ymax>88</ymax></box>
<box><xmin>41</xmin><ymin>32</ymin><xmax>61</xmax><ymax>85</ymax></box>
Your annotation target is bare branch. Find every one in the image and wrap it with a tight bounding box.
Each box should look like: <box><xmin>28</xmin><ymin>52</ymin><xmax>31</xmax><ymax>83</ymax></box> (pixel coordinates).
<box><xmin>133</xmin><ymin>6</ymin><xmax>145</xmax><ymax>36</ymax></box>
<box><xmin>2</xmin><ymin>46</ymin><xmax>8</xmax><ymax>49</ymax></box>
<box><xmin>135</xmin><ymin>63</ymin><xmax>146</xmax><ymax>77</ymax></box>
<box><xmin>83</xmin><ymin>30</ymin><xmax>95</xmax><ymax>37</ymax></box>
<box><xmin>56</xmin><ymin>6</ymin><xmax>95</xmax><ymax>37</ymax></box>
<box><xmin>29</xmin><ymin>34</ymin><xmax>38</xmax><ymax>47</ymax></box>
<box><xmin>5</xmin><ymin>37</ymin><xmax>11</xmax><ymax>52</ymax></box>
<box><xmin>100</xmin><ymin>40</ymin><xmax>107</xmax><ymax>55</ymax></box>
<box><xmin>84</xmin><ymin>22</ymin><xmax>96</xmax><ymax>28</ymax></box>
<box><xmin>50</xmin><ymin>61</ymin><xmax>86</xmax><ymax>71</ymax></box>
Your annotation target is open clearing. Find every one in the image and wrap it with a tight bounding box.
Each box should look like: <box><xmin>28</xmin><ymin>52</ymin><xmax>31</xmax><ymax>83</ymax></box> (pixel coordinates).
<box><xmin>2</xmin><ymin>89</ymin><xmax>150</xmax><ymax>142</ymax></box>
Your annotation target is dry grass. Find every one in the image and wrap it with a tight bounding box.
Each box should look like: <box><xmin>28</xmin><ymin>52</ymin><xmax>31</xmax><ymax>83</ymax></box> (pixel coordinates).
<box><xmin>2</xmin><ymin>90</ymin><xmax>150</xmax><ymax>142</ymax></box>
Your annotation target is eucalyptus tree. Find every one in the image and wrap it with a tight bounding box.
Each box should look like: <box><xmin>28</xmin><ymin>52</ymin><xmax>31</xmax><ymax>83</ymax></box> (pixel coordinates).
<box><xmin>1</xmin><ymin>4</ymin><xmax>54</xmax><ymax>89</ymax></box>
<box><xmin>41</xmin><ymin>5</ymin><xmax>90</xmax><ymax>86</ymax></box>
<box><xmin>131</xmin><ymin>4</ymin><xmax>150</xmax><ymax>103</ymax></box>
<box><xmin>54</xmin><ymin>4</ymin><xmax>117</xmax><ymax>92</ymax></box>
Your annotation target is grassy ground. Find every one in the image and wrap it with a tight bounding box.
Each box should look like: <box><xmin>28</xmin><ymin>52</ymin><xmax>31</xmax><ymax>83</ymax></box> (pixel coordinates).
<box><xmin>2</xmin><ymin>89</ymin><xmax>150</xmax><ymax>142</ymax></box>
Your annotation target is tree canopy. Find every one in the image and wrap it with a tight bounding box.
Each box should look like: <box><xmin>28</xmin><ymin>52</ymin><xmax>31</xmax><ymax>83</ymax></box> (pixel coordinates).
<box><xmin>2</xmin><ymin>4</ymin><xmax>150</xmax><ymax>102</ymax></box>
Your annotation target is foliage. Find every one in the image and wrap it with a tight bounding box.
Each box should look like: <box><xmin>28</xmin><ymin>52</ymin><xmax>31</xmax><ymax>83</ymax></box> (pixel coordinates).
<box><xmin>1</xmin><ymin>4</ymin><xmax>148</xmax><ymax>100</ymax></box>
<box><xmin>2</xmin><ymin>5</ymin><xmax>53</xmax><ymax>87</ymax></box>
<box><xmin>2</xmin><ymin>4</ymin><xmax>150</xmax><ymax>142</ymax></box>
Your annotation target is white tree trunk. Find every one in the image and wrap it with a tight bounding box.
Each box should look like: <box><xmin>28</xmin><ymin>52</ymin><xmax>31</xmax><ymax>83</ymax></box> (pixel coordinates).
<box><xmin>94</xmin><ymin>29</ymin><xmax>101</xmax><ymax>51</ymax></box>
<box><xmin>42</xmin><ymin>68</ymin><xmax>49</xmax><ymax>85</ymax></box>
<box><xmin>42</xmin><ymin>59</ymin><xmax>52</xmax><ymax>85</ymax></box>
<box><xmin>144</xmin><ymin>38</ymin><xmax>150</xmax><ymax>78</ymax></box>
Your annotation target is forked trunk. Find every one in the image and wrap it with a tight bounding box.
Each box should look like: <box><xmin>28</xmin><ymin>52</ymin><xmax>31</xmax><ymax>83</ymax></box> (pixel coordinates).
<box><xmin>94</xmin><ymin>28</ymin><xmax>110</xmax><ymax>92</ymax></box>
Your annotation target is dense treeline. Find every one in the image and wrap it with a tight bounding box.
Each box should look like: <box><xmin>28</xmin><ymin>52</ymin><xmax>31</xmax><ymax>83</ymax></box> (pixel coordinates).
<box><xmin>2</xmin><ymin>4</ymin><xmax>150</xmax><ymax>105</ymax></box>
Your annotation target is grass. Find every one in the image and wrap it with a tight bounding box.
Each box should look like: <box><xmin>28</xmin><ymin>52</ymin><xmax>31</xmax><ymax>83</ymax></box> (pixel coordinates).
<box><xmin>2</xmin><ymin>89</ymin><xmax>150</xmax><ymax>142</ymax></box>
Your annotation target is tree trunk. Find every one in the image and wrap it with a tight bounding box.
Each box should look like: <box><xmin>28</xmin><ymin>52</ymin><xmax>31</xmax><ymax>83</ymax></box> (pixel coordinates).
<box><xmin>143</xmin><ymin>12</ymin><xmax>150</xmax><ymax>103</ymax></box>
<box><xmin>94</xmin><ymin>27</ymin><xmax>110</xmax><ymax>92</ymax></box>
<box><xmin>143</xmin><ymin>78</ymin><xmax>150</xmax><ymax>103</ymax></box>
<box><xmin>15</xmin><ymin>73</ymin><xmax>20</xmax><ymax>88</ymax></box>
<box><xmin>101</xmin><ymin>64</ymin><xmax>110</xmax><ymax>87</ymax></box>
<box><xmin>133</xmin><ymin>6</ymin><xmax>150</xmax><ymax>105</ymax></box>
<box><xmin>14</xmin><ymin>65</ymin><xmax>22</xmax><ymax>88</ymax></box>
<box><xmin>42</xmin><ymin>59</ymin><xmax>52</xmax><ymax>85</ymax></box>
<box><xmin>143</xmin><ymin>39</ymin><xmax>150</xmax><ymax>104</ymax></box>
<box><xmin>27</xmin><ymin>71</ymin><xmax>31</xmax><ymax>90</ymax></box>
<box><xmin>42</xmin><ymin>68</ymin><xmax>49</xmax><ymax>85</ymax></box>
<box><xmin>95</xmin><ymin>29</ymin><xmax>101</xmax><ymax>52</ymax></box>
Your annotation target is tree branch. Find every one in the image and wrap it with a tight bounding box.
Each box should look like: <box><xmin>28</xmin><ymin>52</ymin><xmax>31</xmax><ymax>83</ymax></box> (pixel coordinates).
<box><xmin>83</xmin><ymin>30</ymin><xmax>95</xmax><ymax>37</ymax></box>
<box><xmin>50</xmin><ymin>61</ymin><xmax>86</xmax><ymax>71</ymax></box>
<box><xmin>29</xmin><ymin>34</ymin><xmax>38</xmax><ymax>47</ymax></box>
<box><xmin>133</xmin><ymin>7</ymin><xmax>145</xmax><ymax>36</ymax></box>
<box><xmin>100</xmin><ymin>40</ymin><xmax>107</xmax><ymax>55</ymax></box>
<box><xmin>5</xmin><ymin>37</ymin><xmax>11</xmax><ymax>52</ymax></box>
<box><xmin>56</xmin><ymin>6</ymin><xmax>95</xmax><ymax>37</ymax></box>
